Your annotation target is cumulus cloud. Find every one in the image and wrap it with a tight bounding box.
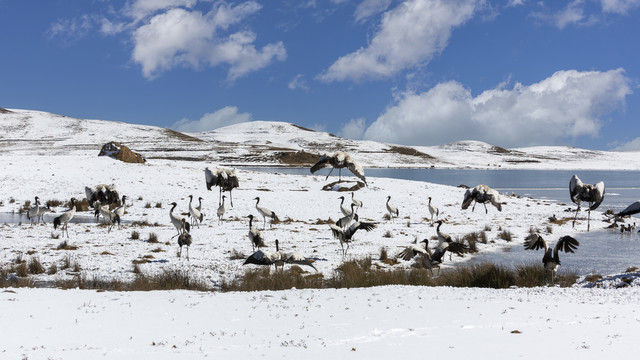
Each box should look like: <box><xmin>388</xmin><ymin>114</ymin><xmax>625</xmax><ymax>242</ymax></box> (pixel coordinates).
<box><xmin>612</xmin><ymin>138</ymin><xmax>640</xmax><ymax>151</ymax></box>
<box><xmin>363</xmin><ymin>69</ymin><xmax>632</xmax><ymax>147</ymax></box>
<box><xmin>132</xmin><ymin>3</ymin><xmax>286</xmax><ymax>80</ymax></box>
<box><xmin>49</xmin><ymin>1</ymin><xmax>285</xmax><ymax>81</ymax></box>
<box><xmin>354</xmin><ymin>0</ymin><xmax>393</xmax><ymax>23</ymax></box>
<box><xmin>339</xmin><ymin>118</ymin><xmax>367</xmax><ymax>139</ymax></box>
<box><xmin>319</xmin><ymin>0</ymin><xmax>479</xmax><ymax>82</ymax></box>
<box><xmin>172</xmin><ymin>106</ymin><xmax>252</xmax><ymax>132</ymax></box>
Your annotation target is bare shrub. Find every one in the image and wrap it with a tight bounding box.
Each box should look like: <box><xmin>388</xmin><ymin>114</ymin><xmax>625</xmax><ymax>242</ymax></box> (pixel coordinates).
<box><xmin>28</xmin><ymin>257</ymin><xmax>45</xmax><ymax>274</ymax></box>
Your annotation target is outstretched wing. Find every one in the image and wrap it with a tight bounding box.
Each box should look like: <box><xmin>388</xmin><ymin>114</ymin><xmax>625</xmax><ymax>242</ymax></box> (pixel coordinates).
<box><xmin>617</xmin><ymin>200</ymin><xmax>640</xmax><ymax>217</ymax></box>
<box><xmin>204</xmin><ymin>168</ymin><xmax>216</xmax><ymax>190</ymax></box>
<box><xmin>446</xmin><ymin>242</ymin><xmax>469</xmax><ymax>257</ymax></box>
<box><xmin>588</xmin><ymin>181</ymin><xmax>605</xmax><ymax>210</ymax></box>
<box><xmin>345</xmin><ymin>157</ymin><xmax>367</xmax><ymax>184</ymax></box>
<box><xmin>284</xmin><ymin>252</ymin><xmax>317</xmax><ymax>271</ymax></box>
<box><xmin>569</xmin><ymin>175</ymin><xmax>583</xmax><ymax>205</ymax></box>
<box><xmin>523</xmin><ymin>233</ymin><xmax>548</xmax><ymax>252</ymax></box>
<box><xmin>310</xmin><ymin>154</ymin><xmax>330</xmax><ymax>174</ymax></box>
<box><xmin>556</xmin><ymin>236</ymin><xmax>579</xmax><ymax>253</ymax></box>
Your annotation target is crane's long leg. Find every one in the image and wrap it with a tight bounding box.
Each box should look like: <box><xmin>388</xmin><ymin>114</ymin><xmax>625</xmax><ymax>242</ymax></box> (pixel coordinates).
<box><xmin>324</xmin><ymin>167</ymin><xmax>335</xmax><ymax>181</ymax></box>
<box><xmin>572</xmin><ymin>205</ymin><xmax>580</xmax><ymax>228</ymax></box>
<box><xmin>587</xmin><ymin>208</ymin><xmax>591</xmax><ymax>232</ymax></box>
<box><xmin>483</xmin><ymin>203</ymin><xmax>488</xmax><ymax>214</ymax></box>
<box><xmin>230</xmin><ymin>190</ymin><xmax>234</xmax><ymax>208</ymax></box>
<box><xmin>472</xmin><ymin>201</ymin><xmax>476</xmax><ymax>212</ymax></box>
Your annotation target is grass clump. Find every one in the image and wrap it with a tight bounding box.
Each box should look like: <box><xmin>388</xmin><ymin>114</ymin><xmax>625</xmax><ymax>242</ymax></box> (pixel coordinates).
<box><xmin>56</xmin><ymin>240</ymin><xmax>78</xmax><ymax>250</ymax></box>
<box><xmin>131</xmin><ymin>231</ymin><xmax>140</xmax><ymax>240</ymax></box>
<box><xmin>27</xmin><ymin>257</ymin><xmax>45</xmax><ymax>274</ymax></box>
<box><xmin>497</xmin><ymin>229</ymin><xmax>513</xmax><ymax>242</ymax></box>
<box><xmin>147</xmin><ymin>233</ymin><xmax>159</xmax><ymax>243</ymax></box>
<box><xmin>229</xmin><ymin>249</ymin><xmax>245</xmax><ymax>260</ymax></box>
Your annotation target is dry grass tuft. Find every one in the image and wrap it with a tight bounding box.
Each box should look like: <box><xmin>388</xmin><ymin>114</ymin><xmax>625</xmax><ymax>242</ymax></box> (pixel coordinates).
<box><xmin>147</xmin><ymin>233</ymin><xmax>159</xmax><ymax>243</ymax></box>
<box><xmin>27</xmin><ymin>257</ymin><xmax>45</xmax><ymax>274</ymax></box>
<box><xmin>56</xmin><ymin>240</ymin><xmax>78</xmax><ymax>250</ymax></box>
<box><xmin>497</xmin><ymin>229</ymin><xmax>513</xmax><ymax>242</ymax></box>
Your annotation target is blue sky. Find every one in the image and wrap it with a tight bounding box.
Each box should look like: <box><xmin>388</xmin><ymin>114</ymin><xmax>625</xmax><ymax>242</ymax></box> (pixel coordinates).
<box><xmin>1</xmin><ymin>0</ymin><xmax>639</xmax><ymax>150</ymax></box>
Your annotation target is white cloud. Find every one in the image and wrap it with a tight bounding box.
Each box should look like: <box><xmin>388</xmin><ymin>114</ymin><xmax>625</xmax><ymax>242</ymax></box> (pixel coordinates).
<box><xmin>363</xmin><ymin>69</ymin><xmax>632</xmax><ymax>147</ymax></box>
<box><xmin>354</xmin><ymin>0</ymin><xmax>393</xmax><ymax>23</ymax></box>
<box><xmin>288</xmin><ymin>74</ymin><xmax>309</xmax><ymax>91</ymax></box>
<box><xmin>534</xmin><ymin>0</ymin><xmax>586</xmax><ymax>29</ymax></box>
<box><xmin>47</xmin><ymin>14</ymin><xmax>95</xmax><ymax>43</ymax></box>
<box><xmin>131</xmin><ymin>3</ymin><xmax>286</xmax><ymax>80</ymax></box>
<box><xmin>612</xmin><ymin>138</ymin><xmax>640</xmax><ymax>151</ymax></box>
<box><xmin>599</xmin><ymin>0</ymin><xmax>640</xmax><ymax>14</ymax></box>
<box><xmin>319</xmin><ymin>0</ymin><xmax>479</xmax><ymax>83</ymax></box>
<box><xmin>123</xmin><ymin>0</ymin><xmax>198</xmax><ymax>22</ymax></box>
<box><xmin>339</xmin><ymin>118</ymin><xmax>367</xmax><ymax>139</ymax></box>
<box><xmin>506</xmin><ymin>0</ymin><xmax>526</xmax><ymax>6</ymax></box>
<box><xmin>172</xmin><ymin>106</ymin><xmax>252</xmax><ymax>132</ymax></box>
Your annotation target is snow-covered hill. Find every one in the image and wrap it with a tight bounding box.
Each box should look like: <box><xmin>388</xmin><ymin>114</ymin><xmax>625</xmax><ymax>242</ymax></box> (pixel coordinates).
<box><xmin>2</xmin><ymin>108</ymin><xmax>639</xmax><ymax>169</ymax></box>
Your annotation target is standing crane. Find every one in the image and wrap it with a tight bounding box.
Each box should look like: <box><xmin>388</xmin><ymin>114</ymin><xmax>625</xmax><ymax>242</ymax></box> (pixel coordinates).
<box><xmin>329</xmin><ymin>218</ymin><xmax>376</xmax><ymax>256</ymax></box>
<box><xmin>386</xmin><ymin>195</ymin><xmax>399</xmax><ymax>220</ymax></box>
<box><xmin>188</xmin><ymin>195</ymin><xmax>203</xmax><ymax>229</ymax></box>
<box><xmin>247</xmin><ymin>214</ymin><xmax>265</xmax><ymax>251</ymax></box>
<box><xmin>254</xmin><ymin>197</ymin><xmax>279</xmax><ymax>229</ymax></box>
<box><xmin>53</xmin><ymin>198</ymin><xmax>77</xmax><ymax>238</ymax></box>
<box><xmin>427</xmin><ymin>196</ymin><xmax>439</xmax><ymax>225</ymax></box>
<box><xmin>169</xmin><ymin>202</ymin><xmax>189</xmax><ymax>238</ymax></box>
<box><xmin>569</xmin><ymin>175</ymin><xmax>605</xmax><ymax>232</ymax></box>
<box><xmin>310</xmin><ymin>151</ymin><xmax>367</xmax><ymax>185</ymax></box>
<box><xmin>27</xmin><ymin>196</ymin><xmax>52</xmax><ymax>224</ymax></box>
<box><xmin>461</xmin><ymin>184</ymin><xmax>502</xmax><ymax>213</ymax></box>
<box><xmin>217</xmin><ymin>195</ymin><xmax>227</xmax><ymax>224</ymax></box>
<box><xmin>524</xmin><ymin>233</ymin><xmax>579</xmax><ymax>284</ymax></box>
<box><xmin>338</xmin><ymin>196</ymin><xmax>353</xmax><ymax>217</ymax></box>
<box><xmin>113</xmin><ymin>195</ymin><xmax>127</xmax><ymax>229</ymax></box>
<box><xmin>351</xmin><ymin>192</ymin><xmax>363</xmax><ymax>213</ymax></box>
<box><xmin>177</xmin><ymin>218</ymin><xmax>192</xmax><ymax>260</ymax></box>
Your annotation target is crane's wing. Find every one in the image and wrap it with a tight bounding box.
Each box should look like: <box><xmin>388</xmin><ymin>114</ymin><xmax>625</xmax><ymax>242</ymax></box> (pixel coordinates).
<box><xmin>461</xmin><ymin>189</ymin><xmax>473</xmax><ymax>210</ymax></box>
<box><xmin>446</xmin><ymin>242</ymin><xmax>469</xmax><ymax>257</ymax></box>
<box><xmin>569</xmin><ymin>174</ymin><xmax>583</xmax><ymax>205</ymax></box>
<box><xmin>398</xmin><ymin>245</ymin><xmax>425</xmax><ymax>261</ymax></box>
<box><xmin>345</xmin><ymin>158</ymin><xmax>367</xmax><ymax>184</ymax></box>
<box><xmin>485</xmin><ymin>187</ymin><xmax>502</xmax><ymax>211</ymax></box>
<box><xmin>243</xmin><ymin>250</ymin><xmax>273</xmax><ymax>266</ymax></box>
<box><xmin>284</xmin><ymin>252</ymin><xmax>317</xmax><ymax>271</ymax></box>
<box><xmin>310</xmin><ymin>154</ymin><xmax>330</xmax><ymax>174</ymax></box>
<box><xmin>523</xmin><ymin>233</ymin><xmax>548</xmax><ymax>251</ymax></box>
<box><xmin>204</xmin><ymin>168</ymin><xmax>216</xmax><ymax>190</ymax></box>
<box><xmin>556</xmin><ymin>236</ymin><xmax>579</xmax><ymax>253</ymax></box>
<box><xmin>345</xmin><ymin>221</ymin><xmax>376</xmax><ymax>238</ymax></box>
<box><xmin>617</xmin><ymin>200</ymin><xmax>640</xmax><ymax>217</ymax></box>
<box><xmin>588</xmin><ymin>181</ymin><xmax>605</xmax><ymax>210</ymax></box>
<box><xmin>329</xmin><ymin>224</ymin><xmax>344</xmax><ymax>239</ymax></box>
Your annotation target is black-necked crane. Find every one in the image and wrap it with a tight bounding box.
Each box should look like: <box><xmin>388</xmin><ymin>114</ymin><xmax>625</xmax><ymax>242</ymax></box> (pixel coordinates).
<box><xmin>53</xmin><ymin>197</ymin><xmax>77</xmax><ymax>238</ymax></box>
<box><xmin>335</xmin><ymin>203</ymin><xmax>358</xmax><ymax>229</ymax></box>
<box><xmin>310</xmin><ymin>151</ymin><xmax>367</xmax><ymax>185</ymax></box>
<box><xmin>386</xmin><ymin>195</ymin><xmax>399</xmax><ymax>220</ymax></box>
<box><xmin>188</xmin><ymin>195</ymin><xmax>203</xmax><ymax>229</ymax></box>
<box><xmin>245</xmin><ymin>239</ymin><xmax>317</xmax><ymax>271</ymax></box>
<box><xmin>95</xmin><ymin>200</ymin><xmax>119</xmax><ymax>233</ymax></box>
<box><xmin>27</xmin><ymin>196</ymin><xmax>52</xmax><ymax>224</ymax></box>
<box><xmin>351</xmin><ymin>192</ymin><xmax>362</xmax><ymax>213</ymax></box>
<box><xmin>570</xmin><ymin>175</ymin><xmax>605</xmax><ymax>232</ymax></box>
<box><xmin>217</xmin><ymin>195</ymin><xmax>226</xmax><ymax>224</ymax></box>
<box><xmin>247</xmin><ymin>214</ymin><xmax>265</xmax><ymax>251</ymax></box>
<box><xmin>397</xmin><ymin>237</ymin><xmax>441</xmax><ymax>275</ymax></box>
<box><xmin>427</xmin><ymin>196</ymin><xmax>439</xmax><ymax>225</ymax></box>
<box><xmin>195</xmin><ymin>196</ymin><xmax>203</xmax><ymax>214</ymax></box>
<box><xmin>169</xmin><ymin>202</ymin><xmax>189</xmax><ymax>238</ymax></box>
<box><xmin>254</xmin><ymin>196</ymin><xmax>279</xmax><ymax>229</ymax></box>
<box><xmin>329</xmin><ymin>218</ymin><xmax>376</xmax><ymax>256</ymax></box>
<box><xmin>338</xmin><ymin>196</ymin><xmax>353</xmax><ymax>217</ymax></box>
<box><xmin>461</xmin><ymin>184</ymin><xmax>502</xmax><ymax>213</ymax></box>
<box><xmin>433</xmin><ymin>220</ymin><xmax>469</xmax><ymax>262</ymax></box>
<box><xmin>205</xmin><ymin>167</ymin><xmax>239</xmax><ymax>207</ymax></box>
<box><xmin>113</xmin><ymin>195</ymin><xmax>127</xmax><ymax>229</ymax></box>
<box><xmin>524</xmin><ymin>233</ymin><xmax>579</xmax><ymax>284</ymax></box>
<box><xmin>177</xmin><ymin>218</ymin><xmax>192</xmax><ymax>260</ymax></box>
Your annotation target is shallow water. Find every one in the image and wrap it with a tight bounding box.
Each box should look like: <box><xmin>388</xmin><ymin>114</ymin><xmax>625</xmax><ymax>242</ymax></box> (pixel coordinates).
<box><xmin>467</xmin><ymin>228</ymin><xmax>640</xmax><ymax>276</ymax></box>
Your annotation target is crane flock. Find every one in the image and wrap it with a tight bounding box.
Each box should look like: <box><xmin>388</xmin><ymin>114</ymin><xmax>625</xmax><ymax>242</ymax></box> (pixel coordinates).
<box><xmin>23</xmin><ymin>159</ymin><xmax>636</xmax><ymax>283</ymax></box>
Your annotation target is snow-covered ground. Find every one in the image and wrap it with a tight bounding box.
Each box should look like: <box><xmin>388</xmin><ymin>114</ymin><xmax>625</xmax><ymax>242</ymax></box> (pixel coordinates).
<box><xmin>1</xmin><ymin>108</ymin><xmax>640</xmax><ymax>357</ymax></box>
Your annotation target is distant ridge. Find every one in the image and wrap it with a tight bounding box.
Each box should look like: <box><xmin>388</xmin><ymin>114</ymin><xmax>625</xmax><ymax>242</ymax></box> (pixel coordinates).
<box><xmin>2</xmin><ymin>108</ymin><xmax>639</xmax><ymax>170</ymax></box>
